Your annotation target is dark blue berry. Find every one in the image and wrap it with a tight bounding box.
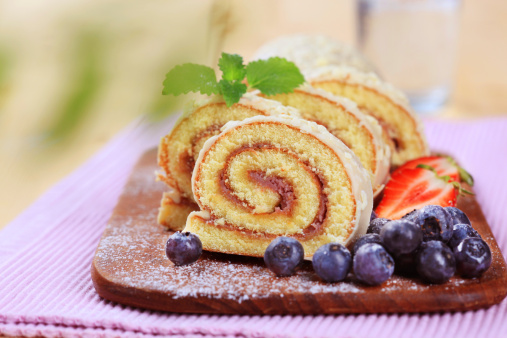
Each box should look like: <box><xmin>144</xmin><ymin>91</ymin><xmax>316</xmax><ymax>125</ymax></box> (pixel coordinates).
<box><xmin>380</xmin><ymin>219</ymin><xmax>422</xmax><ymax>255</ymax></box>
<box><xmin>367</xmin><ymin>218</ymin><xmax>390</xmax><ymax>234</ymax></box>
<box><xmin>401</xmin><ymin>209</ymin><xmax>420</xmax><ymax>223</ymax></box>
<box><xmin>454</xmin><ymin>237</ymin><xmax>492</xmax><ymax>278</ymax></box>
<box><xmin>370</xmin><ymin>210</ymin><xmax>378</xmax><ymax>222</ymax></box>
<box><xmin>166</xmin><ymin>231</ymin><xmax>202</xmax><ymax>266</ymax></box>
<box><xmin>448</xmin><ymin>223</ymin><xmax>481</xmax><ymax>250</ymax></box>
<box><xmin>264</xmin><ymin>237</ymin><xmax>304</xmax><ymax>276</ymax></box>
<box><xmin>353</xmin><ymin>243</ymin><xmax>394</xmax><ymax>285</ymax></box>
<box><xmin>416</xmin><ymin>241</ymin><xmax>456</xmax><ymax>284</ymax></box>
<box><xmin>312</xmin><ymin>243</ymin><xmax>352</xmax><ymax>282</ymax></box>
<box><xmin>415</xmin><ymin>205</ymin><xmax>453</xmax><ymax>242</ymax></box>
<box><xmin>353</xmin><ymin>233</ymin><xmax>382</xmax><ymax>255</ymax></box>
<box><xmin>445</xmin><ymin>206</ymin><xmax>471</xmax><ymax>226</ymax></box>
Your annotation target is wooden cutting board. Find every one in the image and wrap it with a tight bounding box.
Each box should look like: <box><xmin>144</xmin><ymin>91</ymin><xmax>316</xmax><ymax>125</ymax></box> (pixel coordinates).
<box><xmin>91</xmin><ymin>149</ymin><xmax>507</xmax><ymax>315</ymax></box>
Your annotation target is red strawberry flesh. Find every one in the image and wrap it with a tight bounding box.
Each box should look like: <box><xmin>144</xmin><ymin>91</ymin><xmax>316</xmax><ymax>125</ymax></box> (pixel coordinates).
<box><xmin>399</xmin><ymin>156</ymin><xmax>460</xmax><ymax>183</ymax></box>
<box><xmin>376</xmin><ymin>168</ymin><xmax>457</xmax><ymax>220</ymax></box>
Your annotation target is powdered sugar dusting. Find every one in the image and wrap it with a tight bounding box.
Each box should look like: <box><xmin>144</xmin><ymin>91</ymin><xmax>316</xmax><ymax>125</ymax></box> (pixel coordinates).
<box><xmin>96</xmin><ymin>203</ymin><xmax>367</xmax><ymax>302</ymax></box>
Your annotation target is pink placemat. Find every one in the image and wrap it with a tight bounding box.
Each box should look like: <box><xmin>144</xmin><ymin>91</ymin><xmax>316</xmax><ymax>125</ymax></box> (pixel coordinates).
<box><xmin>1</xmin><ymin>115</ymin><xmax>507</xmax><ymax>338</ymax></box>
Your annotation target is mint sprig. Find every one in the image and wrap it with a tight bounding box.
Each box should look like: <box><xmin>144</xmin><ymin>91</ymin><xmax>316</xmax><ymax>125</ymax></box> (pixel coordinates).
<box><xmin>162</xmin><ymin>52</ymin><xmax>305</xmax><ymax>107</ymax></box>
<box><xmin>218</xmin><ymin>79</ymin><xmax>247</xmax><ymax>107</ymax></box>
<box><xmin>218</xmin><ymin>53</ymin><xmax>246</xmax><ymax>82</ymax></box>
<box><xmin>246</xmin><ymin>57</ymin><xmax>305</xmax><ymax>96</ymax></box>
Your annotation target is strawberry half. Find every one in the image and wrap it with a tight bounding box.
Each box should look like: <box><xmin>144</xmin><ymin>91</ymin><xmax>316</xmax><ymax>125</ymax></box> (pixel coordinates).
<box><xmin>399</xmin><ymin>156</ymin><xmax>459</xmax><ymax>182</ymax></box>
<box><xmin>376</xmin><ymin>167</ymin><xmax>458</xmax><ymax>220</ymax></box>
<box><xmin>397</xmin><ymin>155</ymin><xmax>474</xmax><ymax>186</ymax></box>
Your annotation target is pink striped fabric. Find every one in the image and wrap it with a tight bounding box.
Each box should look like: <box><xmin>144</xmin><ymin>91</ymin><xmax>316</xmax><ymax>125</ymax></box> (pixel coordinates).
<box><xmin>1</xmin><ymin>116</ymin><xmax>507</xmax><ymax>338</ymax></box>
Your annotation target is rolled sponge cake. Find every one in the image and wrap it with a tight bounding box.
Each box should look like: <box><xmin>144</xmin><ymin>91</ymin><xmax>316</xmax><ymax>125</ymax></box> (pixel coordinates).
<box><xmin>185</xmin><ymin>115</ymin><xmax>373</xmax><ymax>258</ymax></box>
<box><xmin>251</xmin><ymin>34</ymin><xmax>376</xmax><ymax>75</ymax></box>
<box><xmin>307</xmin><ymin>65</ymin><xmax>429</xmax><ymax>167</ymax></box>
<box><xmin>261</xmin><ymin>85</ymin><xmax>390</xmax><ymax>197</ymax></box>
<box><xmin>157</xmin><ymin>94</ymin><xmax>300</xmax><ymax>231</ymax></box>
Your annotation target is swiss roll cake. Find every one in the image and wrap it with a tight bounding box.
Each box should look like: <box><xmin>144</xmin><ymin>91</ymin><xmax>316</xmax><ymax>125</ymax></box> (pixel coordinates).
<box><xmin>251</xmin><ymin>34</ymin><xmax>376</xmax><ymax>75</ymax></box>
<box><xmin>157</xmin><ymin>94</ymin><xmax>299</xmax><ymax>230</ymax></box>
<box><xmin>184</xmin><ymin>115</ymin><xmax>373</xmax><ymax>259</ymax></box>
<box><xmin>307</xmin><ymin>65</ymin><xmax>429</xmax><ymax>167</ymax></box>
<box><xmin>261</xmin><ymin>85</ymin><xmax>390</xmax><ymax>196</ymax></box>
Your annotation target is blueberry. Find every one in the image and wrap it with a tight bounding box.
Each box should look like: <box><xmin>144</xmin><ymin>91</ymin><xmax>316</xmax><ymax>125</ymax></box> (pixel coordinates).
<box><xmin>416</xmin><ymin>241</ymin><xmax>456</xmax><ymax>284</ymax></box>
<box><xmin>312</xmin><ymin>243</ymin><xmax>352</xmax><ymax>282</ymax></box>
<box><xmin>448</xmin><ymin>223</ymin><xmax>481</xmax><ymax>250</ymax></box>
<box><xmin>165</xmin><ymin>231</ymin><xmax>202</xmax><ymax>266</ymax></box>
<box><xmin>353</xmin><ymin>243</ymin><xmax>394</xmax><ymax>286</ymax></box>
<box><xmin>264</xmin><ymin>237</ymin><xmax>304</xmax><ymax>276</ymax></box>
<box><xmin>367</xmin><ymin>218</ymin><xmax>390</xmax><ymax>234</ymax></box>
<box><xmin>454</xmin><ymin>237</ymin><xmax>492</xmax><ymax>278</ymax></box>
<box><xmin>445</xmin><ymin>206</ymin><xmax>471</xmax><ymax>226</ymax></box>
<box><xmin>352</xmin><ymin>233</ymin><xmax>382</xmax><ymax>255</ymax></box>
<box><xmin>380</xmin><ymin>219</ymin><xmax>422</xmax><ymax>255</ymax></box>
<box><xmin>401</xmin><ymin>209</ymin><xmax>420</xmax><ymax>223</ymax></box>
<box><xmin>370</xmin><ymin>210</ymin><xmax>378</xmax><ymax>222</ymax></box>
<box><xmin>415</xmin><ymin>205</ymin><xmax>453</xmax><ymax>242</ymax></box>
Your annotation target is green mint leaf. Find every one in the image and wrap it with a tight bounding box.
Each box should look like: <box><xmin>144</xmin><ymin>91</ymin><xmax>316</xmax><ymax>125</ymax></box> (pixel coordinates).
<box><xmin>162</xmin><ymin>63</ymin><xmax>219</xmax><ymax>96</ymax></box>
<box><xmin>218</xmin><ymin>53</ymin><xmax>246</xmax><ymax>82</ymax></box>
<box><xmin>218</xmin><ymin>79</ymin><xmax>247</xmax><ymax>107</ymax></box>
<box><xmin>246</xmin><ymin>57</ymin><xmax>305</xmax><ymax>95</ymax></box>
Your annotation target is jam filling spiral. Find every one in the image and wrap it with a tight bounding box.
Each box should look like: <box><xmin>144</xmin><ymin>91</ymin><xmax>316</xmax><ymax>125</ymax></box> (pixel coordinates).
<box><xmin>214</xmin><ymin>144</ymin><xmax>329</xmax><ymax>239</ymax></box>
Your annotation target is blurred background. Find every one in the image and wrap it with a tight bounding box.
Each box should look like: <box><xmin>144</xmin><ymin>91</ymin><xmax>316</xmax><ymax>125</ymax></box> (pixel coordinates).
<box><xmin>1</xmin><ymin>0</ymin><xmax>506</xmax><ymax>227</ymax></box>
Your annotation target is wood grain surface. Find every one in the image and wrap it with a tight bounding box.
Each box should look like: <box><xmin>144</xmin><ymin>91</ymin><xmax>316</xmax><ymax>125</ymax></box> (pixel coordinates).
<box><xmin>91</xmin><ymin>149</ymin><xmax>507</xmax><ymax>315</ymax></box>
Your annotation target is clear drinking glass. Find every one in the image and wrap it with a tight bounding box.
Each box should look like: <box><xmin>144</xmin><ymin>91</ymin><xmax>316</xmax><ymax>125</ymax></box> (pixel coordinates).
<box><xmin>357</xmin><ymin>0</ymin><xmax>461</xmax><ymax>113</ymax></box>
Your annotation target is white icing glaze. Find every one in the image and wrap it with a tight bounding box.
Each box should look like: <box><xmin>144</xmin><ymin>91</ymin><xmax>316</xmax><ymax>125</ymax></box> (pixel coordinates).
<box><xmin>290</xmin><ymin>84</ymin><xmax>391</xmax><ymax>196</ymax></box>
<box><xmin>191</xmin><ymin>114</ymin><xmax>374</xmax><ymax>247</ymax></box>
<box><xmin>174</xmin><ymin>92</ymin><xmax>300</xmax><ymax>131</ymax></box>
<box><xmin>251</xmin><ymin>34</ymin><xmax>376</xmax><ymax>75</ymax></box>
<box><xmin>306</xmin><ymin>65</ymin><xmax>429</xmax><ymax>154</ymax></box>
<box><xmin>235</xmin><ymin>92</ymin><xmax>301</xmax><ymax>118</ymax></box>
<box><xmin>161</xmin><ymin>94</ymin><xmax>301</xmax><ymax>204</ymax></box>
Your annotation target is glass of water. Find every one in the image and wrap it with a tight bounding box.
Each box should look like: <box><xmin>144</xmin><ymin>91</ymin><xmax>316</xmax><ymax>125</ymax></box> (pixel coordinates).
<box><xmin>357</xmin><ymin>0</ymin><xmax>461</xmax><ymax>113</ymax></box>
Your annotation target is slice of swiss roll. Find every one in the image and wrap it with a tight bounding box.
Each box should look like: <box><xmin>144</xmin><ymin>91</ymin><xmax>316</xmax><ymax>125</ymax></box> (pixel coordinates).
<box><xmin>251</xmin><ymin>34</ymin><xmax>376</xmax><ymax>75</ymax></box>
<box><xmin>157</xmin><ymin>94</ymin><xmax>300</xmax><ymax>231</ymax></box>
<box><xmin>184</xmin><ymin>115</ymin><xmax>373</xmax><ymax>259</ymax></box>
<box><xmin>307</xmin><ymin>65</ymin><xmax>429</xmax><ymax>167</ymax></box>
<box><xmin>260</xmin><ymin>85</ymin><xmax>390</xmax><ymax>197</ymax></box>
